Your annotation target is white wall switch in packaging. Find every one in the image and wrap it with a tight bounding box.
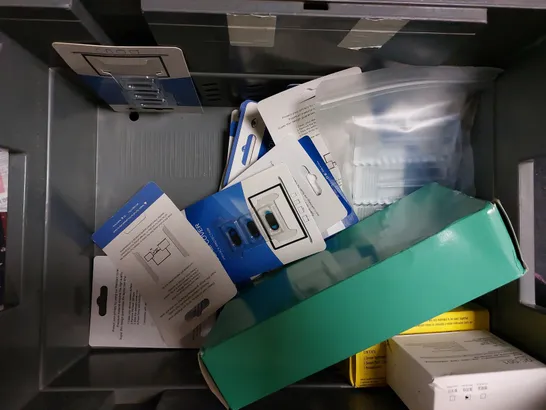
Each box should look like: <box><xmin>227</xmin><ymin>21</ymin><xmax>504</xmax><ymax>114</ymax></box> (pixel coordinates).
<box><xmin>52</xmin><ymin>43</ymin><xmax>202</xmax><ymax>113</ymax></box>
<box><xmin>222</xmin><ymin>100</ymin><xmax>274</xmax><ymax>187</ymax></box>
<box><xmin>92</xmin><ymin>183</ymin><xmax>237</xmax><ymax>346</ymax></box>
<box><xmin>90</xmin><ymin>256</ymin><xmax>215</xmax><ymax>348</ymax></box>
<box><xmin>387</xmin><ymin>330</ymin><xmax>546</xmax><ymax>410</ymax></box>
<box><xmin>229</xmin><ymin>136</ymin><xmax>357</xmax><ymax>237</ymax></box>
<box><xmin>257</xmin><ymin>67</ymin><xmax>361</xmax><ymax>185</ymax></box>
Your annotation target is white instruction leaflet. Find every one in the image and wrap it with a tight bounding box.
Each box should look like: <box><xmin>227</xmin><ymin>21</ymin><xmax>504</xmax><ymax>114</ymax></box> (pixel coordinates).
<box><xmin>257</xmin><ymin>67</ymin><xmax>361</xmax><ymax>185</ymax></box>
<box><xmin>90</xmin><ymin>256</ymin><xmax>215</xmax><ymax>348</ymax></box>
<box><xmin>92</xmin><ymin>183</ymin><xmax>237</xmax><ymax>345</ymax></box>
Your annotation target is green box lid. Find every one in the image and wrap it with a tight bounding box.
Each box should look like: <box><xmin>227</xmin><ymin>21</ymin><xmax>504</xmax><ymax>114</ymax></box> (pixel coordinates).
<box><xmin>200</xmin><ymin>183</ymin><xmax>526</xmax><ymax>410</ymax></box>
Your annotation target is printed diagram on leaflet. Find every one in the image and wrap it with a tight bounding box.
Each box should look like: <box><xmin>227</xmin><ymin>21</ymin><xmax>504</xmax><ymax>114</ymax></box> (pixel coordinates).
<box><xmin>145</xmin><ymin>238</ymin><xmax>171</xmax><ymax>265</ymax></box>
<box><xmin>133</xmin><ymin>226</ymin><xmax>189</xmax><ymax>283</ymax></box>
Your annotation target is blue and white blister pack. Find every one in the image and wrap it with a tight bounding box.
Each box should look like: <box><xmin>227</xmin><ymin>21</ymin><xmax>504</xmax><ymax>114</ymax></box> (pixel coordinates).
<box><xmin>230</xmin><ymin>136</ymin><xmax>358</xmax><ymax>238</ymax></box>
<box><xmin>187</xmin><ymin>164</ymin><xmax>325</xmax><ymax>284</ymax></box>
<box><xmin>222</xmin><ymin>100</ymin><xmax>274</xmax><ymax>187</ymax></box>
<box><xmin>52</xmin><ymin>43</ymin><xmax>202</xmax><ymax>113</ymax></box>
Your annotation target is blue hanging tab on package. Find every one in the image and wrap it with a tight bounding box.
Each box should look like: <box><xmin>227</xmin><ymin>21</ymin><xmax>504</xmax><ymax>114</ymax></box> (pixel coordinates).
<box><xmin>222</xmin><ymin>100</ymin><xmax>274</xmax><ymax>187</ymax></box>
<box><xmin>52</xmin><ymin>43</ymin><xmax>202</xmax><ymax>113</ymax></box>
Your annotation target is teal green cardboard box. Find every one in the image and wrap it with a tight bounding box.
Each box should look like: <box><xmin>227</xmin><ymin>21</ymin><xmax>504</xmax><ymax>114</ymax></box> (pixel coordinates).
<box><xmin>199</xmin><ymin>184</ymin><xmax>526</xmax><ymax>409</ymax></box>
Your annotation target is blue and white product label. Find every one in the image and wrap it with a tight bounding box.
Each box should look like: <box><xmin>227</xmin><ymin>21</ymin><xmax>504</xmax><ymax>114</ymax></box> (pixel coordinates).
<box><xmin>222</xmin><ymin>100</ymin><xmax>274</xmax><ymax>187</ymax></box>
<box><xmin>92</xmin><ymin>182</ymin><xmax>236</xmax><ymax>345</ymax></box>
<box><xmin>52</xmin><ymin>43</ymin><xmax>202</xmax><ymax>113</ymax></box>
<box><xmin>219</xmin><ymin>109</ymin><xmax>240</xmax><ymax>190</ymax></box>
<box><xmin>230</xmin><ymin>136</ymin><xmax>357</xmax><ymax>238</ymax></box>
<box><xmin>186</xmin><ymin>164</ymin><xmax>325</xmax><ymax>284</ymax></box>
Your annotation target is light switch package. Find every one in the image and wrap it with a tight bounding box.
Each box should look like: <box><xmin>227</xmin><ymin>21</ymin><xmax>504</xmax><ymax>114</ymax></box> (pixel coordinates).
<box><xmin>230</xmin><ymin>136</ymin><xmax>358</xmax><ymax>238</ymax></box>
<box><xmin>185</xmin><ymin>164</ymin><xmax>325</xmax><ymax>284</ymax></box>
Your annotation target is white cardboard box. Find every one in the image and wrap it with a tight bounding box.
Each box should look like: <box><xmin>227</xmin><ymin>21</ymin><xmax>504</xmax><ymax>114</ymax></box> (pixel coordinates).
<box><xmin>387</xmin><ymin>330</ymin><xmax>546</xmax><ymax>410</ymax></box>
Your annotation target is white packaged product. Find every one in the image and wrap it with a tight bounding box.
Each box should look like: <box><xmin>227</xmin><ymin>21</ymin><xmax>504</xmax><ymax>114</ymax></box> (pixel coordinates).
<box><xmin>315</xmin><ymin>66</ymin><xmax>500</xmax><ymax>219</ymax></box>
<box><xmin>229</xmin><ymin>136</ymin><xmax>357</xmax><ymax>237</ymax></box>
<box><xmin>387</xmin><ymin>330</ymin><xmax>546</xmax><ymax>410</ymax></box>
<box><xmin>90</xmin><ymin>256</ymin><xmax>214</xmax><ymax>348</ymax></box>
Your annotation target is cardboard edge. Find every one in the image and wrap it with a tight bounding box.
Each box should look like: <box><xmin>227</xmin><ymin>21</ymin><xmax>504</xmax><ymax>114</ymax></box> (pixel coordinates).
<box><xmin>493</xmin><ymin>199</ymin><xmax>528</xmax><ymax>272</ymax></box>
<box><xmin>198</xmin><ymin>351</ymin><xmax>229</xmax><ymax>409</ymax></box>
<box><xmin>348</xmin><ymin>355</ymin><xmax>357</xmax><ymax>387</ymax></box>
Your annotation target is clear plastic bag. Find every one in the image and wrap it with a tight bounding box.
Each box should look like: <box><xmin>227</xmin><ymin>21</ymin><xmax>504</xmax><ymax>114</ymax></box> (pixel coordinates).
<box><xmin>316</xmin><ymin>66</ymin><xmax>501</xmax><ymax>219</ymax></box>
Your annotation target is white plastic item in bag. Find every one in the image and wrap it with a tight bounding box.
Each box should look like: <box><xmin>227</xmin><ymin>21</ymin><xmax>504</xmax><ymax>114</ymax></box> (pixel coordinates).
<box><xmin>315</xmin><ymin>66</ymin><xmax>501</xmax><ymax>219</ymax></box>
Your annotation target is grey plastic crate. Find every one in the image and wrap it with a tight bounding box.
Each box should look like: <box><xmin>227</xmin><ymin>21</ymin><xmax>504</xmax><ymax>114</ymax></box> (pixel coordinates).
<box><xmin>0</xmin><ymin>0</ymin><xmax>111</xmax><ymax>64</ymax></box>
<box><xmin>1</xmin><ymin>3</ymin><xmax>546</xmax><ymax>410</ymax></box>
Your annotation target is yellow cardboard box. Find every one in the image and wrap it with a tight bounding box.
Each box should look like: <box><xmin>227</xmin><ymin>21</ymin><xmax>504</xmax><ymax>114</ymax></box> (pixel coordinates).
<box><xmin>346</xmin><ymin>303</ymin><xmax>489</xmax><ymax>387</ymax></box>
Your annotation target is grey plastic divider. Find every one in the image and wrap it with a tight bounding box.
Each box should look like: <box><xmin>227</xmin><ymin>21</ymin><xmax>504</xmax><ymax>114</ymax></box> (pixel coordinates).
<box><xmin>155</xmin><ymin>388</ymin><xmax>408</xmax><ymax>410</ymax></box>
<box><xmin>143</xmin><ymin>4</ymin><xmax>486</xmax><ymax>74</ymax></box>
<box><xmin>0</xmin><ymin>33</ymin><xmax>50</xmax><ymax>410</ymax></box>
<box><xmin>78</xmin><ymin>0</ymin><xmax>156</xmax><ymax>46</ymax></box>
<box><xmin>22</xmin><ymin>391</ymin><xmax>114</xmax><ymax>410</ymax></box>
<box><xmin>327</xmin><ymin>0</ymin><xmax>546</xmax><ymax>7</ymax></box>
<box><xmin>41</xmin><ymin>67</ymin><xmax>98</xmax><ymax>388</ymax></box>
<box><xmin>0</xmin><ymin>0</ymin><xmax>111</xmax><ymax>64</ymax></box>
<box><xmin>491</xmin><ymin>37</ymin><xmax>546</xmax><ymax>361</ymax></box>
<box><xmin>141</xmin><ymin>0</ymin><xmax>487</xmax><ymax>22</ymax></box>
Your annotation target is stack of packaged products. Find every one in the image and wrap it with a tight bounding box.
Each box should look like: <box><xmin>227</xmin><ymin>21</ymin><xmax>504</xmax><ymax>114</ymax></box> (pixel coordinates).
<box><xmin>84</xmin><ymin>62</ymin><xmax>543</xmax><ymax>410</ymax></box>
